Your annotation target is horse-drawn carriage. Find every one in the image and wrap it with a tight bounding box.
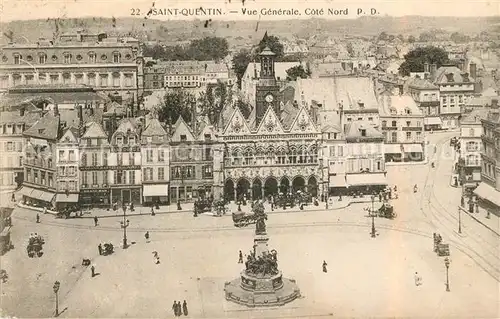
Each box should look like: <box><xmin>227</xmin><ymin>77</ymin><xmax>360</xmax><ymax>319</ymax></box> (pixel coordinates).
<box><xmin>276</xmin><ymin>193</ymin><xmax>296</xmax><ymax>208</ymax></box>
<box><xmin>0</xmin><ymin>227</ymin><xmax>13</xmax><ymax>255</ymax></box>
<box><xmin>212</xmin><ymin>200</ymin><xmax>227</xmax><ymax>216</ymax></box>
<box><xmin>376</xmin><ymin>202</ymin><xmax>396</xmax><ymax>219</ymax></box>
<box><xmin>433</xmin><ymin>233</ymin><xmax>450</xmax><ymax>256</ymax></box>
<box><xmin>101</xmin><ymin>243</ymin><xmax>114</xmax><ymax>256</ymax></box>
<box><xmin>27</xmin><ymin>234</ymin><xmax>45</xmax><ymax>258</ymax></box>
<box><xmin>232</xmin><ymin>211</ymin><xmax>258</xmax><ymax>227</ymax></box>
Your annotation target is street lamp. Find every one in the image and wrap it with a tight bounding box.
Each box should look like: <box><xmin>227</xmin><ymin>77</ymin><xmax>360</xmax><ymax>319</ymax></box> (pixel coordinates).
<box><xmin>120</xmin><ymin>206</ymin><xmax>130</xmax><ymax>249</ymax></box>
<box><xmin>53</xmin><ymin>280</ymin><xmax>60</xmax><ymax>317</ymax></box>
<box><xmin>458</xmin><ymin>206</ymin><xmax>462</xmax><ymax>234</ymax></box>
<box><xmin>370</xmin><ymin>195</ymin><xmax>376</xmax><ymax>238</ymax></box>
<box><xmin>444</xmin><ymin>257</ymin><xmax>450</xmax><ymax>292</ymax></box>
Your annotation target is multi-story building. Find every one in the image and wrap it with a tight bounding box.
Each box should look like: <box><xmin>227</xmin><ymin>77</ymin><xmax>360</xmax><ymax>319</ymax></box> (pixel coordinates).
<box><xmin>79</xmin><ymin>121</ymin><xmax>111</xmax><ymax>207</ymax></box>
<box><xmin>378</xmin><ymin>95</ymin><xmax>425</xmax><ymax>162</ymax></box>
<box><xmin>169</xmin><ymin>117</ymin><xmax>219</xmax><ymax>202</ymax></box>
<box><xmin>21</xmin><ymin>112</ymin><xmax>61</xmax><ymax>208</ymax></box>
<box><xmin>0</xmin><ymin>31</ymin><xmax>143</xmax><ymax>106</ymax></box>
<box><xmin>0</xmin><ymin>106</ymin><xmax>41</xmax><ymax>191</ymax></box>
<box><xmin>141</xmin><ymin>117</ymin><xmax>170</xmax><ymax>205</ymax></box>
<box><xmin>474</xmin><ymin>105</ymin><xmax>500</xmax><ymax>213</ymax></box>
<box><xmin>343</xmin><ymin>121</ymin><xmax>387</xmax><ymax>194</ymax></box>
<box><xmin>108</xmin><ymin>118</ymin><xmax>142</xmax><ymax>205</ymax></box>
<box><xmin>434</xmin><ymin>64</ymin><xmax>476</xmax><ymax>128</ymax></box>
<box><xmin>458</xmin><ymin>109</ymin><xmax>488</xmax><ymax>187</ymax></box>
<box><xmin>405</xmin><ymin>73</ymin><xmax>442</xmax><ymax>130</ymax></box>
<box><xmin>55</xmin><ymin>126</ymin><xmax>80</xmax><ymax>209</ymax></box>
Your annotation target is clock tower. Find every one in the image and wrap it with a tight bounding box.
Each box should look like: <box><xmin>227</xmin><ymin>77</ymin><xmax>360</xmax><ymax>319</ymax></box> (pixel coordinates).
<box><xmin>255</xmin><ymin>46</ymin><xmax>280</xmax><ymax>126</ymax></box>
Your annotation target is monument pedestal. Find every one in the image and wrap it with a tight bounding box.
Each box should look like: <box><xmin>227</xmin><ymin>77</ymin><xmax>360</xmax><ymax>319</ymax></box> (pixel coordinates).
<box><xmin>225</xmin><ymin>231</ymin><xmax>300</xmax><ymax>307</ymax></box>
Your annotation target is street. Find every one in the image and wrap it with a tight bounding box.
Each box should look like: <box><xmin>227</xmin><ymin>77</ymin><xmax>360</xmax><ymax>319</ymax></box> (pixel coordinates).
<box><xmin>1</xmin><ymin>131</ymin><xmax>499</xmax><ymax>318</ymax></box>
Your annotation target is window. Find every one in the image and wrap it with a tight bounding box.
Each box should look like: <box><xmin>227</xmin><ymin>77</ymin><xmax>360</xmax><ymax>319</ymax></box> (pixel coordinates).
<box><xmin>113</xmin><ymin>53</ymin><xmax>121</xmax><ymax>63</ymax></box>
<box><xmin>116</xmin><ymin>170</ymin><xmax>123</xmax><ymax>184</ymax></box>
<box><xmin>113</xmin><ymin>72</ymin><xmax>120</xmax><ymax>87</ymax></box>
<box><xmin>406</xmin><ymin>121</ymin><xmax>411</xmax><ymax>127</ymax></box>
<box><xmin>82</xmin><ymin>171</ymin><xmax>87</xmax><ymax>185</ymax></box>
<box><xmin>89</xmin><ymin>52</ymin><xmax>96</xmax><ymax>63</ymax></box>
<box><xmin>392</xmin><ymin>121</ymin><xmax>397</xmax><ymax>127</ymax></box>
<box><xmin>158</xmin><ymin>167</ymin><xmax>165</xmax><ymax>180</ymax></box>
<box><xmin>330</xmin><ymin>146</ymin><xmax>336</xmax><ymax>157</ymax></box>
<box><xmin>100</xmin><ymin>74</ymin><xmax>108</xmax><ymax>87</ymax></box>
<box><xmin>117</xmin><ymin>153</ymin><xmax>123</xmax><ymax>166</ymax></box>
<box><xmin>368</xmin><ymin>117</ymin><xmax>373</xmax><ymax>121</ymax></box>
<box><xmin>116</xmin><ymin>136</ymin><xmax>123</xmax><ymax>145</ymax></box>
<box><xmin>442</xmin><ymin>97</ymin><xmax>447</xmax><ymax>106</ymax></box>
<box><xmin>406</xmin><ymin>132</ymin><xmax>412</xmax><ymax>141</ymax></box>
<box><xmin>92</xmin><ymin>172</ymin><xmax>98</xmax><ymax>185</ymax></box>
<box><xmin>469</xmin><ymin>128</ymin><xmax>475</xmax><ymax>137</ymax></box>
<box><xmin>6</xmin><ymin>142</ymin><xmax>13</xmax><ymax>151</ymax></box>
<box><xmin>338</xmin><ymin>146</ymin><xmax>344</xmax><ymax>157</ymax></box>
<box><xmin>63</xmin><ymin>53</ymin><xmax>72</xmax><ymax>64</ymax></box>
<box><xmin>391</xmin><ymin>132</ymin><xmax>397</xmax><ymax>143</ymax></box>
<box><xmin>58</xmin><ymin>150</ymin><xmax>65</xmax><ymax>160</ymax></box>
<box><xmin>92</xmin><ymin>153</ymin><xmax>98</xmax><ymax>166</ymax></box>
<box><xmin>416</xmin><ymin>131</ymin><xmax>422</xmax><ymax>141</ymax></box>
<box><xmin>62</xmin><ymin>73</ymin><xmax>71</xmax><ymax>84</ymax></box>
<box><xmin>14</xmin><ymin>54</ymin><xmax>21</xmax><ymax>65</ymax></box>
<box><xmin>39</xmin><ymin>53</ymin><xmax>47</xmax><ymax>64</ymax></box>
<box><xmin>102</xmin><ymin>153</ymin><xmax>107</xmax><ymax>166</ymax></box>
<box><xmin>81</xmin><ymin>153</ymin><xmax>87</xmax><ymax>166</ymax></box>
<box><xmin>158</xmin><ymin>150</ymin><xmax>165</xmax><ymax>162</ymax></box>
<box><xmin>180</xmin><ymin>135</ymin><xmax>187</xmax><ymax>142</ymax></box>
<box><xmin>88</xmin><ymin>73</ymin><xmax>96</xmax><ymax>86</ymax></box>
<box><xmin>202</xmin><ymin>165</ymin><xmax>213</xmax><ymax>179</ymax></box>
<box><xmin>361</xmin><ymin>129</ymin><xmax>366</xmax><ymax>137</ymax></box>
<box><xmin>146</xmin><ymin>149</ymin><xmax>153</xmax><ymax>162</ymax></box>
<box><xmin>68</xmin><ymin>150</ymin><xmax>75</xmax><ymax>161</ymax></box>
<box><xmin>129</xmin><ymin>171</ymin><xmax>135</xmax><ymax>184</ymax></box>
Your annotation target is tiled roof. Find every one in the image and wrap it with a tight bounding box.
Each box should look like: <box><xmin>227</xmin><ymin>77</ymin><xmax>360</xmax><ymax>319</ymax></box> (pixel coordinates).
<box><xmin>297</xmin><ymin>77</ymin><xmax>380</xmax><ymax>112</ymax></box>
<box><xmin>435</xmin><ymin>66</ymin><xmax>475</xmax><ymax>84</ymax></box>
<box><xmin>280</xmin><ymin>101</ymin><xmax>300</xmax><ymax>130</ymax></box>
<box><xmin>82</xmin><ymin>121</ymin><xmax>107</xmax><ymax>139</ymax></box>
<box><xmin>142</xmin><ymin>118</ymin><xmax>167</xmax><ymax>136</ymax></box>
<box><xmin>246</xmin><ymin>62</ymin><xmax>305</xmax><ymax>81</ymax></box>
<box><xmin>205</xmin><ymin>62</ymin><xmax>228</xmax><ymax>73</ymax></box>
<box><xmin>461</xmin><ymin>108</ymin><xmax>490</xmax><ymax>123</ymax></box>
<box><xmin>0</xmin><ymin>110</ymin><xmax>42</xmax><ymax>125</ymax></box>
<box><xmin>406</xmin><ymin>77</ymin><xmax>438</xmax><ymax>90</ymax></box>
<box><xmin>23</xmin><ymin>114</ymin><xmax>60</xmax><ymax>140</ymax></box>
<box><xmin>344</xmin><ymin>121</ymin><xmax>383</xmax><ymax>140</ymax></box>
<box><xmin>378</xmin><ymin>95</ymin><xmax>423</xmax><ymax>116</ymax></box>
<box><xmin>3</xmin><ymin>91</ymin><xmax>107</xmax><ymax>105</ymax></box>
<box><xmin>104</xmin><ymin>101</ymin><xmax>126</xmax><ymax>116</ymax></box>
<box><xmin>115</xmin><ymin>118</ymin><xmax>138</xmax><ymax>134</ymax></box>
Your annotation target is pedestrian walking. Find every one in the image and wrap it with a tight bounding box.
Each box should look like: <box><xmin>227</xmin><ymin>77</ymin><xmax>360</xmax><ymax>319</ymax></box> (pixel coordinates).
<box><xmin>172</xmin><ymin>301</ymin><xmax>177</xmax><ymax>316</ymax></box>
<box><xmin>414</xmin><ymin>272</ymin><xmax>422</xmax><ymax>286</ymax></box>
<box><xmin>145</xmin><ymin>231</ymin><xmax>150</xmax><ymax>243</ymax></box>
<box><xmin>175</xmin><ymin>301</ymin><xmax>182</xmax><ymax>317</ymax></box>
<box><xmin>322</xmin><ymin>260</ymin><xmax>328</xmax><ymax>273</ymax></box>
<box><xmin>91</xmin><ymin>265</ymin><xmax>95</xmax><ymax>278</ymax></box>
<box><xmin>43</xmin><ymin>207</ymin><xmax>47</xmax><ymax>214</ymax></box>
<box><xmin>238</xmin><ymin>250</ymin><xmax>243</xmax><ymax>263</ymax></box>
<box><xmin>460</xmin><ymin>196</ymin><xmax>465</xmax><ymax>207</ymax></box>
<box><xmin>153</xmin><ymin>251</ymin><xmax>160</xmax><ymax>264</ymax></box>
<box><xmin>182</xmin><ymin>300</ymin><xmax>188</xmax><ymax>316</ymax></box>
<box><xmin>36</xmin><ymin>214</ymin><xmax>40</xmax><ymax>223</ymax></box>
<box><xmin>94</xmin><ymin>216</ymin><xmax>98</xmax><ymax>226</ymax></box>
<box><xmin>98</xmin><ymin>243</ymin><xmax>103</xmax><ymax>255</ymax></box>
<box><xmin>11</xmin><ymin>193</ymin><xmax>15</xmax><ymax>202</ymax></box>
<box><xmin>177</xmin><ymin>200</ymin><xmax>182</xmax><ymax>211</ymax></box>
<box><xmin>475</xmin><ymin>202</ymin><xmax>479</xmax><ymax>214</ymax></box>
<box><xmin>151</xmin><ymin>207</ymin><xmax>155</xmax><ymax>216</ymax></box>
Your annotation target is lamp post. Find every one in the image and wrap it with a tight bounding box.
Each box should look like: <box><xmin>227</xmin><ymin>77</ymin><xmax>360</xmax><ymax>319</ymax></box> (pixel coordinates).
<box><xmin>458</xmin><ymin>206</ymin><xmax>462</xmax><ymax>234</ymax></box>
<box><xmin>120</xmin><ymin>206</ymin><xmax>130</xmax><ymax>249</ymax></box>
<box><xmin>444</xmin><ymin>257</ymin><xmax>450</xmax><ymax>291</ymax></box>
<box><xmin>53</xmin><ymin>280</ymin><xmax>60</xmax><ymax>317</ymax></box>
<box><xmin>370</xmin><ymin>195</ymin><xmax>376</xmax><ymax>238</ymax></box>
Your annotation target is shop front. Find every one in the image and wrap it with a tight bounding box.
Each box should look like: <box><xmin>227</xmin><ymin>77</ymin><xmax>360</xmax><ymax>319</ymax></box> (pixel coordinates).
<box><xmin>111</xmin><ymin>187</ymin><xmax>142</xmax><ymax>205</ymax></box>
<box><xmin>79</xmin><ymin>188</ymin><xmax>110</xmax><ymax>208</ymax></box>
<box><xmin>328</xmin><ymin>174</ymin><xmax>348</xmax><ymax>196</ymax></box>
<box><xmin>55</xmin><ymin>193</ymin><xmax>80</xmax><ymax>210</ymax></box>
<box><xmin>170</xmin><ymin>181</ymin><xmax>212</xmax><ymax>203</ymax></box>
<box><xmin>143</xmin><ymin>184</ymin><xmax>169</xmax><ymax>205</ymax></box>
<box><xmin>345</xmin><ymin>173</ymin><xmax>388</xmax><ymax>196</ymax></box>
<box><xmin>19</xmin><ymin>186</ymin><xmax>55</xmax><ymax>208</ymax></box>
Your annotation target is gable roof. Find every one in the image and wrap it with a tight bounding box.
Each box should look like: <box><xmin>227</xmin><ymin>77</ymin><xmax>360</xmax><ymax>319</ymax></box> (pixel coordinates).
<box><xmin>171</xmin><ymin>116</ymin><xmax>195</xmax><ymax>141</ymax></box>
<box><xmin>245</xmin><ymin>62</ymin><xmax>305</xmax><ymax>81</ymax></box>
<box><xmin>115</xmin><ymin>118</ymin><xmax>138</xmax><ymax>134</ymax></box>
<box><xmin>255</xmin><ymin>106</ymin><xmax>285</xmax><ymax>135</ymax></box>
<box><xmin>223</xmin><ymin>107</ymin><xmax>252</xmax><ymax>135</ymax></box>
<box><xmin>142</xmin><ymin>118</ymin><xmax>167</xmax><ymax>136</ymax></box>
<box><xmin>280</xmin><ymin>101</ymin><xmax>300</xmax><ymax>130</ymax></box>
<box><xmin>435</xmin><ymin>66</ymin><xmax>475</xmax><ymax>84</ymax></box>
<box><xmin>82</xmin><ymin>121</ymin><xmax>107</xmax><ymax>139</ymax></box>
<box><xmin>23</xmin><ymin>114</ymin><xmax>60</xmax><ymax>140</ymax></box>
<box><xmin>344</xmin><ymin>121</ymin><xmax>383</xmax><ymax>140</ymax></box>
<box><xmin>59</xmin><ymin>126</ymin><xmax>79</xmax><ymax>143</ymax></box>
<box><xmin>378</xmin><ymin>95</ymin><xmax>423</xmax><ymax>116</ymax></box>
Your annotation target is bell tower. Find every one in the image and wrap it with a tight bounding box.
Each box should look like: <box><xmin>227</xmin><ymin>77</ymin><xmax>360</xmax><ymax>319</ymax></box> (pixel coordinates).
<box><xmin>255</xmin><ymin>46</ymin><xmax>280</xmax><ymax>126</ymax></box>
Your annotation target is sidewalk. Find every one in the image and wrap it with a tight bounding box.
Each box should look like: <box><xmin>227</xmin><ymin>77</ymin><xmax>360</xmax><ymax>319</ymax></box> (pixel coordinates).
<box><xmin>460</xmin><ymin>204</ymin><xmax>500</xmax><ymax>236</ymax></box>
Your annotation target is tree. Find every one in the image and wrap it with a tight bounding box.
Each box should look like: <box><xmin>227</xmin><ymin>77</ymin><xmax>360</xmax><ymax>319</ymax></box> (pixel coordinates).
<box><xmin>408</xmin><ymin>35</ymin><xmax>416</xmax><ymax>43</ymax></box>
<box><xmin>143</xmin><ymin>44</ymin><xmax>166</xmax><ymax>59</ymax></box>
<box><xmin>285</xmin><ymin>65</ymin><xmax>311</xmax><ymax>81</ymax></box>
<box><xmin>256</xmin><ymin>32</ymin><xmax>284</xmax><ymax>60</ymax></box>
<box><xmin>419</xmin><ymin>32</ymin><xmax>437</xmax><ymax>42</ymax></box>
<box><xmin>396</xmin><ymin>34</ymin><xmax>404</xmax><ymax>42</ymax></box>
<box><xmin>232</xmin><ymin>49</ymin><xmax>251</xmax><ymax>89</ymax></box>
<box><xmin>156</xmin><ymin>90</ymin><xmax>194</xmax><ymax>125</ymax></box>
<box><xmin>346</xmin><ymin>42</ymin><xmax>355</xmax><ymax>57</ymax></box>
<box><xmin>378</xmin><ymin>32</ymin><xmax>389</xmax><ymax>41</ymax></box>
<box><xmin>399</xmin><ymin>46</ymin><xmax>450</xmax><ymax>76</ymax></box>
<box><xmin>450</xmin><ymin>32</ymin><xmax>470</xmax><ymax>43</ymax></box>
<box><xmin>188</xmin><ymin>37</ymin><xmax>229</xmax><ymax>61</ymax></box>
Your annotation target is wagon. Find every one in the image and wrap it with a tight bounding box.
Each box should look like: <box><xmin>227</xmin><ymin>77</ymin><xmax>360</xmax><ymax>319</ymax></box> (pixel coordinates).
<box><xmin>27</xmin><ymin>235</ymin><xmax>45</xmax><ymax>258</ymax></box>
<box><xmin>232</xmin><ymin>211</ymin><xmax>257</xmax><ymax>228</ymax></box>
<box><xmin>377</xmin><ymin>202</ymin><xmax>396</xmax><ymax>219</ymax></box>
<box><xmin>102</xmin><ymin>243</ymin><xmax>114</xmax><ymax>256</ymax></box>
<box><xmin>0</xmin><ymin>227</ymin><xmax>13</xmax><ymax>255</ymax></box>
<box><xmin>437</xmin><ymin>243</ymin><xmax>450</xmax><ymax>256</ymax></box>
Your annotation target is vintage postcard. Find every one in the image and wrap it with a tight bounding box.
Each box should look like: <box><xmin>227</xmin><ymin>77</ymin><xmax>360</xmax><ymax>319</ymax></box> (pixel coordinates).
<box><xmin>0</xmin><ymin>0</ymin><xmax>499</xmax><ymax>318</ymax></box>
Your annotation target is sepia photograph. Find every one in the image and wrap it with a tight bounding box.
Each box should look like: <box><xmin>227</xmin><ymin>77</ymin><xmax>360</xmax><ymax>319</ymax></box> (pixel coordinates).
<box><xmin>0</xmin><ymin>0</ymin><xmax>499</xmax><ymax>317</ymax></box>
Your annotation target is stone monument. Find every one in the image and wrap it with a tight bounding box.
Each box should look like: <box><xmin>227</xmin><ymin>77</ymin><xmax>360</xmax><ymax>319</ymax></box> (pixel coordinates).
<box><xmin>224</xmin><ymin>201</ymin><xmax>301</xmax><ymax>307</ymax></box>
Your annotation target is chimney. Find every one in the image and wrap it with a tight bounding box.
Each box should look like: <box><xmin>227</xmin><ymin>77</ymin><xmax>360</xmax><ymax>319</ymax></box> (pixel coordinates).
<box><xmin>470</xmin><ymin>62</ymin><xmax>477</xmax><ymax>81</ymax></box>
<box><xmin>430</xmin><ymin>64</ymin><xmax>437</xmax><ymax>81</ymax></box>
<box><xmin>77</xmin><ymin>104</ymin><xmax>83</xmax><ymax>122</ymax></box>
<box><xmin>457</xmin><ymin>60</ymin><xmax>464</xmax><ymax>71</ymax></box>
<box><xmin>424</xmin><ymin>62</ymin><xmax>430</xmax><ymax>73</ymax></box>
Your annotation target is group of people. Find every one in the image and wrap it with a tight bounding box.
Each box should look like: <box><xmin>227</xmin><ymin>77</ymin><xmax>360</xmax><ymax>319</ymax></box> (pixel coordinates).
<box><xmin>172</xmin><ymin>300</ymin><xmax>188</xmax><ymax>317</ymax></box>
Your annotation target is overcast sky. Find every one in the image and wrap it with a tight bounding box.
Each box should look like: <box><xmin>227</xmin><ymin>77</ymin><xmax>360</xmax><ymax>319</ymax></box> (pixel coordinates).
<box><xmin>1</xmin><ymin>0</ymin><xmax>499</xmax><ymax>22</ymax></box>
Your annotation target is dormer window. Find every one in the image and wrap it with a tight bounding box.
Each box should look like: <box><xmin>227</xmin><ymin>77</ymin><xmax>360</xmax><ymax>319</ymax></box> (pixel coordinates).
<box><xmin>360</xmin><ymin>129</ymin><xmax>367</xmax><ymax>137</ymax></box>
<box><xmin>390</xmin><ymin>107</ymin><xmax>397</xmax><ymax>115</ymax></box>
<box><xmin>116</xmin><ymin>136</ymin><xmax>123</xmax><ymax>145</ymax></box>
<box><xmin>180</xmin><ymin>134</ymin><xmax>187</xmax><ymax>142</ymax></box>
<box><xmin>446</xmin><ymin>73</ymin><xmax>454</xmax><ymax>82</ymax></box>
<box><xmin>129</xmin><ymin>136</ymin><xmax>136</xmax><ymax>145</ymax></box>
<box><xmin>204</xmin><ymin>134</ymin><xmax>211</xmax><ymax>141</ymax></box>
<box><xmin>405</xmin><ymin>108</ymin><xmax>412</xmax><ymax>115</ymax></box>
<box><xmin>113</xmin><ymin>52</ymin><xmax>121</xmax><ymax>63</ymax></box>
<box><xmin>38</xmin><ymin>53</ymin><xmax>47</xmax><ymax>64</ymax></box>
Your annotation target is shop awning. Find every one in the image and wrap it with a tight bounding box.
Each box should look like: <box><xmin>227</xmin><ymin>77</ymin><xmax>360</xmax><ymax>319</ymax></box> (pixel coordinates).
<box><xmin>385</xmin><ymin>144</ymin><xmax>403</xmax><ymax>154</ymax></box>
<box><xmin>19</xmin><ymin>186</ymin><xmax>34</xmax><ymax>197</ymax></box>
<box><xmin>403</xmin><ymin>144</ymin><xmax>424</xmax><ymax>153</ymax></box>
<box><xmin>474</xmin><ymin>182</ymin><xmax>500</xmax><ymax>207</ymax></box>
<box><xmin>329</xmin><ymin>175</ymin><xmax>347</xmax><ymax>187</ymax></box>
<box><xmin>424</xmin><ymin>117</ymin><xmax>443</xmax><ymax>125</ymax></box>
<box><xmin>143</xmin><ymin>184</ymin><xmax>169</xmax><ymax>197</ymax></box>
<box><xmin>39</xmin><ymin>190</ymin><xmax>55</xmax><ymax>203</ymax></box>
<box><xmin>346</xmin><ymin>173</ymin><xmax>388</xmax><ymax>186</ymax></box>
<box><xmin>55</xmin><ymin>194</ymin><xmax>79</xmax><ymax>203</ymax></box>
<box><xmin>30</xmin><ymin>189</ymin><xmax>43</xmax><ymax>198</ymax></box>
